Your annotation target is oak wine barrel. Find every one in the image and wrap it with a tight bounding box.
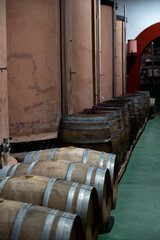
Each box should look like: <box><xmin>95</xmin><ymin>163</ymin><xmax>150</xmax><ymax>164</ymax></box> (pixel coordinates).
<box><xmin>58</xmin><ymin>114</ymin><xmax>112</xmax><ymax>153</ymax></box>
<box><xmin>84</xmin><ymin>108</ymin><xmax>126</xmax><ymax>166</ymax></box>
<box><xmin>134</xmin><ymin>91</ymin><xmax>150</xmax><ymax>117</ymax></box>
<box><xmin>20</xmin><ymin>147</ymin><xmax>117</xmax><ymax>209</ymax></box>
<box><xmin>0</xmin><ymin>176</ymin><xmax>99</xmax><ymax>240</ymax></box>
<box><xmin>95</xmin><ymin>105</ymin><xmax>131</xmax><ymax>148</ymax></box>
<box><xmin>150</xmin><ymin>98</ymin><xmax>156</xmax><ymax>115</ymax></box>
<box><xmin>0</xmin><ymin>159</ymin><xmax>110</xmax><ymax>233</ymax></box>
<box><xmin>0</xmin><ymin>199</ymin><xmax>83</xmax><ymax>240</ymax></box>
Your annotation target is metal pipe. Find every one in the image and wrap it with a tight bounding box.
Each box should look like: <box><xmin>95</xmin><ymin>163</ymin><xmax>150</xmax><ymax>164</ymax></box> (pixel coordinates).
<box><xmin>61</xmin><ymin>0</ymin><xmax>68</xmax><ymax>114</ymax></box>
<box><xmin>96</xmin><ymin>0</ymin><xmax>100</xmax><ymax>104</ymax></box>
<box><xmin>113</xmin><ymin>0</ymin><xmax>117</xmax><ymax>98</ymax></box>
<box><xmin>123</xmin><ymin>5</ymin><xmax>127</xmax><ymax>95</ymax></box>
<box><xmin>92</xmin><ymin>1</ymin><xmax>96</xmax><ymax>106</ymax></box>
<box><xmin>151</xmin><ymin>42</ymin><xmax>154</xmax><ymax>84</ymax></box>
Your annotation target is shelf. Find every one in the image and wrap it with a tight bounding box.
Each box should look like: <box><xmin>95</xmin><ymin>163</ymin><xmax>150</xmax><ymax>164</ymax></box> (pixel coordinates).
<box><xmin>127</xmin><ymin>53</ymin><xmax>138</xmax><ymax>57</ymax></box>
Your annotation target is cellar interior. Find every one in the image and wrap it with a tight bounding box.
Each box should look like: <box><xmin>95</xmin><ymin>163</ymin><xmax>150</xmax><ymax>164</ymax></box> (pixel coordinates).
<box><xmin>0</xmin><ymin>0</ymin><xmax>159</xmax><ymax>240</ymax></box>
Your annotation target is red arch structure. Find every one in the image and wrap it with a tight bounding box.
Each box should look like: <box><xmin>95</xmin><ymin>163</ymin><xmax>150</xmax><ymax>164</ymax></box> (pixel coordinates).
<box><xmin>127</xmin><ymin>22</ymin><xmax>160</xmax><ymax>93</ymax></box>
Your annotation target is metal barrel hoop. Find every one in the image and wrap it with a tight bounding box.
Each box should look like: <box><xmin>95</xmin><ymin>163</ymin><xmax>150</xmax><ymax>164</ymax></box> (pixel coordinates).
<box><xmin>76</xmin><ymin>185</ymin><xmax>93</xmax><ymax>232</ymax></box>
<box><xmin>99</xmin><ymin>152</ymin><xmax>106</xmax><ymax>167</ymax></box>
<box><xmin>82</xmin><ymin>149</ymin><xmax>90</xmax><ymax>164</ymax></box>
<box><xmin>94</xmin><ymin>168</ymin><xmax>106</xmax><ymax>209</ymax></box>
<box><xmin>33</xmin><ymin>150</ymin><xmax>43</xmax><ymax>162</ymax></box>
<box><xmin>66</xmin><ymin>161</ymin><xmax>77</xmax><ymax>181</ymax></box>
<box><xmin>66</xmin><ymin>182</ymin><xmax>79</xmax><ymax>212</ymax></box>
<box><xmin>42</xmin><ymin>209</ymin><xmax>59</xmax><ymax>240</ymax></box>
<box><xmin>0</xmin><ymin>176</ymin><xmax>11</xmax><ymax>194</ymax></box>
<box><xmin>85</xmin><ymin>165</ymin><xmax>95</xmax><ymax>185</ymax></box>
<box><xmin>49</xmin><ymin>148</ymin><xmax>57</xmax><ymax>160</ymax></box>
<box><xmin>26</xmin><ymin>160</ymin><xmax>39</xmax><ymax>175</ymax></box>
<box><xmin>42</xmin><ymin>178</ymin><xmax>57</xmax><ymax>207</ymax></box>
<box><xmin>55</xmin><ymin>212</ymin><xmax>77</xmax><ymax>240</ymax></box>
<box><xmin>10</xmin><ymin>203</ymin><xmax>32</xmax><ymax>240</ymax></box>
<box><xmin>0</xmin><ymin>165</ymin><xmax>14</xmax><ymax>178</ymax></box>
<box><xmin>24</xmin><ymin>151</ymin><xmax>35</xmax><ymax>163</ymax></box>
<box><xmin>10</xmin><ymin>163</ymin><xmax>22</xmax><ymax>177</ymax></box>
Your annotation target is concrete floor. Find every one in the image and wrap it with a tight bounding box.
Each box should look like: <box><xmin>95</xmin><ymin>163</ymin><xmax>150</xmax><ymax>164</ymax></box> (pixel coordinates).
<box><xmin>99</xmin><ymin>114</ymin><xmax>160</xmax><ymax>240</ymax></box>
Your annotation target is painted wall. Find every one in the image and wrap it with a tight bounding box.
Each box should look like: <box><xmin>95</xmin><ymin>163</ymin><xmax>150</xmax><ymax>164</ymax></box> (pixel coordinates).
<box><xmin>116</xmin><ymin>0</ymin><xmax>160</xmax><ymax>41</ymax></box>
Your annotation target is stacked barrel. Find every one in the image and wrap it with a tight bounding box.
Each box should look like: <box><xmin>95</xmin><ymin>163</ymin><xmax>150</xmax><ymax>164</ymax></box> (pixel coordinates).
<box><xmin>0</xmin><ymin>91</ymin><xmax>151</xmax><ymax>239</ymax></box>
<box><xmin>58</xmin><ymin>91</ymin><xmax>151</xmax><ymax>171</ymax></box>
<box><xmin>0</xmin><ymin>146</ymin><xmax>119</xmax><ymax>239</ymax></box>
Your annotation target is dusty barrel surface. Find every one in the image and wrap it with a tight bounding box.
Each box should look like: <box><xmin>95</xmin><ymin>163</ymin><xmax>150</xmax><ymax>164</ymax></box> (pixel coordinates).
<box><xmin>21</xmin><ymin>147</ymin><xmax>118</xmax><ymax>209</ymax></box>
<box><xmin>0</xmin><ymin>199</ymin><xmax>83</xmax><ymax>240</ymax></box>
<box><xmin>0</xmin><ymin>176</ymin><xmax>99</xmax><ymax>240</ymax></box>
<box><xmin>1</xmin><ymin>159</ymin><xmax>110</xmax><ymax>233</ymax></box>
<box><xmin>58</xmin><ymin>114</ymin><xmax>112</xmax><ymax>153</ymax></box>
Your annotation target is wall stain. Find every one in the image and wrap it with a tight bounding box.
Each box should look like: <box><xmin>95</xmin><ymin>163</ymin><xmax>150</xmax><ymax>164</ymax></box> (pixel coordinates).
<box><xmin>7</xmin><ymin>53</ymin><xmax>37</xmax><ymax>79</ymax></box>
<box><xmin>24</xmin><ymin>101</ymin><xmax>43</xmax><ymax>112</ymax></box>
<box><xmin>28</xmin><ymin>81</ymin><xmax>55</xmax><ymax>95</ymax></box>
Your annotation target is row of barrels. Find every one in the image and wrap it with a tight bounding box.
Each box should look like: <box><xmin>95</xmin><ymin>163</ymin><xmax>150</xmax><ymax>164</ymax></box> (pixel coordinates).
<box><xmin>0</xmin><ymin>91</ymin><xmax>154</xmax><ymax>239</ymax></box>
<box><xmin>0</xmin><ymin>148</ymin><xmax>118</xmax><ymax>240</ymax></box>
<box><xmin>58</xmin><ymin>91</ymin><xmax>151</xmax><ymax>170</ymax></box>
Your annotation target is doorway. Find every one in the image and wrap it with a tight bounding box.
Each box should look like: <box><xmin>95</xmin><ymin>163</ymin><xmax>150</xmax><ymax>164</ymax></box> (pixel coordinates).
<box><xmin>140</xmin><ymin>37</ymin><xmax>160</xmax><ymax>110</ymax></box>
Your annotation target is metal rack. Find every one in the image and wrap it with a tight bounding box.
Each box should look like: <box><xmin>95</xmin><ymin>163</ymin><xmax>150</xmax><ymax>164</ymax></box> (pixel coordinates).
<box><xmin>140</xmin><ymin>38</ymin><xmax>160</xmax><ymax>86</ymax></box>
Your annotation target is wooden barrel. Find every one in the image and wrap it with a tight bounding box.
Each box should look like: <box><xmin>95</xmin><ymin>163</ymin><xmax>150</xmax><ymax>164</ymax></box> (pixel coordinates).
<box><xmin>83</xmin><ymin>108</ymin><xmax>125</xmax><ymax>168</ymax></box>
<box><xmin>21</xmin><ymin>147</ymin><xmax>117</xmax><ymax>209</ymax></box>
<box><xmin>150</xmin><ymin>98</ymin><xmax>156</xmax><ymax>115</ymax></box>
<box><xmin>90</xmin><ymin>108</ymin><xmax>126</xmax><ymax>158</ymax></box>
<box><xmin>0</xmin><ymin>199</ymin><xmax>83</xmax><ymax>240</ymax></box>
<box><xmin>134</xmin><ymin>91</ymin><xmax>150</xmax><ymax>117</ymax></box>
<box><xmin>96</xmin><ymin>105</ymin><xmax>131</xmax><ymax>148</ymax></box>
<box><xmin>92</xmin><ymin>107</ymin><xmax>126</xmax><ymax>149</ymax></box>
<box><xmin>129</xmin><ymin>93</ymin><xmax>146</xmax><ymax>124</ymax></box>
<box><xmin>0</xmin><ymin>176</ymin><xmax>99</xmax><ymax>240</ymax></box>
<box><xmin>103</xmin><ymin>99</ymin><xmax>137</xmax><ymax>141</ymax></box>
<box><xmin>0</xmin><ymin>162</ymin><xmax>109</xmax><ymax>234</ymax></box>
<box><xmin>58</xmin><ymin>114</ymin><xmax>112</xmax><ymax>153</ymax></box>
<box><xmin>117</xmin><ymin>95</ymin><xmax>141</xmax><ymax>128</ymax></box>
